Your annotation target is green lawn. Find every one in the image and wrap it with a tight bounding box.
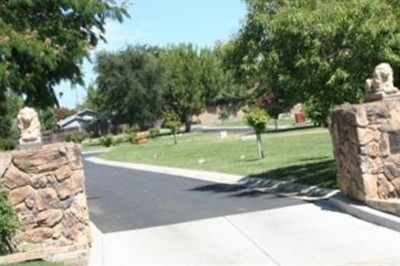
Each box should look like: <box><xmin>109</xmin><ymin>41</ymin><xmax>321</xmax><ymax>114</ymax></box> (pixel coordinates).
<box><xmin>81</xmin><ymin>140</ymin><xmax>107</xmax><ymax>152</ymax></box>
<box><xmin>99</xmin><ymin>128</ymin><xmax>337</xmax><ymax>188</ymax></box>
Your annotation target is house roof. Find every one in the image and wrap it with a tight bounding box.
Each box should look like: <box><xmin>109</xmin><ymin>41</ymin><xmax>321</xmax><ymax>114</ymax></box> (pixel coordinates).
<box><xmin>57</xmin><ymin>109</ymin><xmax>97</xmax><ymax>128</ymax></box>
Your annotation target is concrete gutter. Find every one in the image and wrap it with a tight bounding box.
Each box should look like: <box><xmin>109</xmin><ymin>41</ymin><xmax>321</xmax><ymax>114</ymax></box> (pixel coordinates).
<box><xmin>328</xmin><ymin>191</ymin><xmax>400</xmax><ymax>232</ymax></box>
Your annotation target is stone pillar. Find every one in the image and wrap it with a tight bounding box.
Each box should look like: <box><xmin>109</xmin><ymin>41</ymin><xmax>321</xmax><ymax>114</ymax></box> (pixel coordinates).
<box><xmin>0</xmin><ymin>143</ymin><xmax>91</xmax><ymax>261</ymax></box>
<box><xmin>329</xmin><ymin>98</ymin><xmax>400</xmax><ymax>216</ymax></box>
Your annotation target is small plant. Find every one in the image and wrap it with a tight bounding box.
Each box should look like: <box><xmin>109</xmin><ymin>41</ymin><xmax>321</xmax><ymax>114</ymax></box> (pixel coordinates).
<box><xmin>128</xmin><ymin>132</ymin><xmax>138</xmax><ymax>144</ymax></box>
<box><xmin>164</xmin><ymin>111</ymin><xmax>180</xmax><ymax>145</ymax></box>
<box><xmin>0</xmin><ymin>189</ymin><xmax>19</xmax><ymax>255</ymax></box>
<box><xmin>244</xmin><ymin>107</ymin><xmax>269</xmax><ymax>159</ymax></box>
<box><xmin>0</xmin><ymin>138</ymin><xmax>16</xmax><ymax>151</ymax></box>
<box><xmin>100</xmin><ymin>135</ymin><xmax>113</xmax><ymax>147</ymax></box>
<box><xmin>149</xmin><ymin>128</ymin><xmax>160</xmax><ymax>139</ymax></box>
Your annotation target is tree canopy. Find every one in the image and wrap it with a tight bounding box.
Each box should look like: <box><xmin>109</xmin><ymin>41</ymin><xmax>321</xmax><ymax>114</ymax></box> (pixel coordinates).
<box><xmin>223</xmin><ymin>0</ymin><xmax>400</xmax><ymax>125</ymax></box>
<box><xmin>87</xmin><ymin>44</ymin><xmax>246</xmax><ymax>132</ymax></box>
<box><xmin>160</xmin><ymin>45</ymin><xmax>248</xmax><ymax>132</ymax></box>
<box><xmin>0</xmin><ymin>0</ymin><xmax>127</xmax><ymax>108</ymax></box>
<box><xmin>94</xmin><ymin>45</ymin><xmax>165</xmax><ymax>129</ymax></box>
<box><xmin>159</xmin><ymin>44</ymin><xmax>205</xmax><ymax>132</ymax></box>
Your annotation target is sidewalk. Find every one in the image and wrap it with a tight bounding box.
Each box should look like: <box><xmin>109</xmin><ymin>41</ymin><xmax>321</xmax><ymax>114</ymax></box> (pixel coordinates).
<box><xmin>90</xmin><ymin>204</ymin><xmax>400</xmax><ymax>266</ymax></box>
<box><xmin>87</xmin><ymin>157</ymin><xmax>400</xmax><ymax>266</ymax></box>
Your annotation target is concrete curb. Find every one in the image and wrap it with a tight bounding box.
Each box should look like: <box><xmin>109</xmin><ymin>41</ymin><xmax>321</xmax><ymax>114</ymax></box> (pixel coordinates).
<box><xmin>328</xmin><ymin>191</ymin><xmax>400</xmax><ymax>232</ymax></box>
<box><xmin>86</xmin><ymin>157</ymin><xmax>244</xmax><ymax>184</ymax></box>
<box><xmin>82</xmin><ymin>149</ymin><xmax>111</xmax><ymax>156</ymax></box>
<box><xmin>89</xmin><ymin>221</ymin><xmax>104</xmax><ymax>266</ymax></box>
<box><xmin>85</xmin><ymin>157</ymin><xmax>400</xmax><ymax>233</ymax></box>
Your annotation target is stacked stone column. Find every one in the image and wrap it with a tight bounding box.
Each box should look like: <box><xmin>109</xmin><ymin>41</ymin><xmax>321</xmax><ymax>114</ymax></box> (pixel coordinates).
<box><xmin>0</xmin><ymin>143</ymin><xmax>91</xmax><ymax>257</ymax></box>
<box><xmin>329</xmin><ymin>99</ymin><xmax>400</xmax><ymax>215</ymax></box>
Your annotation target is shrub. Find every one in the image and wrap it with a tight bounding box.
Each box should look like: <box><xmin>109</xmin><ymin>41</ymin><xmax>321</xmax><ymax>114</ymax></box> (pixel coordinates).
<box><xmin>113</xmin><ymin>136</ymin><xmax>126</xmax><ymax>145</ymax></box>
<box><xmin>244</xmin><ymin>107</ymin><xmax>269</xmax><ymax>134</ymax></box>
<box><xmin>100</xmin><ymin>135</ymin><xmax>113</xmax><ymax>147</ymax></box>
<box><xmin>0</xmin><ymin>138</ymin><xmax>16</xmax><ymax>151</ymax></box>
<box><xmin>164</xmin><ymin>111</ymin><xmax>181</xmax><ymax>145</ymax></box>
<box><xmin>128</xmin><ymin>133</ymin><xmax>138</xmax><ymax>144</ymax></box>
<box><xmin>64</xmin><ymin>132</ymin><xmax>87</xmax><ymax>143</ymax></box>
<box><xmin>0</xmin><ymin>189</ymin><xmax>19</xmax><ymax>255</ymax></box>
<box><xmin>244</xmin><ymin>107</ymin><xmax>269</xmax><ymax>159</ymax></box>
<box><xmin>149</xmin><ymin>128</ymin><xmax>160</xmax><ymax>139</ymax></box>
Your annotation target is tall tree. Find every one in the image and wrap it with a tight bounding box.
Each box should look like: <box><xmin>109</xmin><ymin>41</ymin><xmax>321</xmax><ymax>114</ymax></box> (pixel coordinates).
<box><xmin>83</xmin><ymin>84</ymin><xmax>102</xmax><ymax>110</ymax></box>
<box><xmin>39</xmin><ymin>106</ymin><xmax>56</xmax><ymax>131</ymax></box>
<box><xmin>160</xmin><ymin>44</ymin><xmax>204</xmax><ymax>132</ymax></box>
<box><xmin>0</xmin><ymin>0</ymin><xmax>127</xmax><ymax>136</ymax></box>
<box><xmin>201</xmin><ymin>47</ymin><xmax>248</xmax><ymax>111</ymax></box>
<box><xmin>224</xmin><ymin>0</ymin><xmax>400</xmax><ymax>125</ymax></box>
<box><xmin>93</xmin><ymin>45</ymin><xmax>165</xmax><ymax>129</ymax></box>
<box><xmin>89</xmin><ymin>45</ymin><xmax>248</xmax><ymax>132</ymax></box>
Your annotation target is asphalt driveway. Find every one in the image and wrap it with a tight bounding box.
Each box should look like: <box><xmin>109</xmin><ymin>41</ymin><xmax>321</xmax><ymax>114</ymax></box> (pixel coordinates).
<box><xmin>83</xmin><ymin>158</ymin><xmax>304</xmax><ymax>233</ymax></box>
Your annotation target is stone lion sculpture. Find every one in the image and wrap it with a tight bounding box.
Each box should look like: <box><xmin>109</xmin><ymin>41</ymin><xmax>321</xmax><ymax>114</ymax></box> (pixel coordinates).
<box><xmin>17</xmin><ymin>107</ymin><xmax>41</xmax><ymax>145</ymax></box>
<box><xmin>365</xmin><ymin>63</ymin><xmax>400</xmax><ymax>101</ymax></box>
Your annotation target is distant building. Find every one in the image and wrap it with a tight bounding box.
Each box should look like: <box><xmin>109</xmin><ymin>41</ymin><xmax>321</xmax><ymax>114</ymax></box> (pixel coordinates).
<box><xmin>56</xmin><ymin>109</ymin><xmax>97</xmax><ymax>132</ymax></box>
<box><xmin>192</xmin><ymin>106</ymin><xmax>245</xmax><ymax>125</ymax></box>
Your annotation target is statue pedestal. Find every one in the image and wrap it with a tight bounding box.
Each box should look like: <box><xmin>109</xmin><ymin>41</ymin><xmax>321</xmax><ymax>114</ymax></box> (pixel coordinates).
<box><xmin>19</xmin><ymin>136</ymin><xmax>42</xmax><ymax>146</ymax></box>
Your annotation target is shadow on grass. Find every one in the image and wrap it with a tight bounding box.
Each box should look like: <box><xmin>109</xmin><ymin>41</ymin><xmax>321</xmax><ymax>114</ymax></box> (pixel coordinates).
<box><xmin>248</xmin><ymin>159</ymin><xmax>337</xmax><ymax>189</ymax></box>
<box><xmin>190</xmin><ymin>159</ymin><xmax>337</xmax><ymax>199</ymax></box>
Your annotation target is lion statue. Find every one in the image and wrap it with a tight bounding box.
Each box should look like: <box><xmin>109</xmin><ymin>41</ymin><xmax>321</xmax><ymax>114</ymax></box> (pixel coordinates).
<box><xmin>365</xmin><ymin>63</ymin><xmax>400</xmax><ymax>101</ymax></box>
<box><xmin>17</xmin><ymin>107</ymin><xmax>42</xmax><ymax>145</ymax></box>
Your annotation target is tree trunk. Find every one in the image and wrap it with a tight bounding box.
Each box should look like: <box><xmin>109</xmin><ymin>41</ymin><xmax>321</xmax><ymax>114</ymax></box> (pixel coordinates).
<box><xmin>256</xmin><ymin>133</ymin><xmax>265</xmax><ymax>159</ymax></box>
<box><xmin>184</xmin><ymin>120</ymin><xmax>191</xmax><ymax>133</ymax></box>
<box><xmin>173</xmin><ymin>132</ymin><xmax>177</xmax><ymax>145</ymax></box>
<box><xmin>274</xmin><ymin>119</ymin><xmax>278</xmax><ymax>131</ymax></box>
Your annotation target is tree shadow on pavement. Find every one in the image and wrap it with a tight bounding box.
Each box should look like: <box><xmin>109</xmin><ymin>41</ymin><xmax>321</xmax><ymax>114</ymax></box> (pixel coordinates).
<box><xmin>189</xmin><ymin>159</ymin><xmax>337</xmax><ymax>199</ymax></box>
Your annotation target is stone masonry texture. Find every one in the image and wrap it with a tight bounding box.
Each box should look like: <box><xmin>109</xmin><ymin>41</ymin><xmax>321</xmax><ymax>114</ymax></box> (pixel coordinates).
<box><xmin>0</xmin><ymin>142</ymin><xmax>91</xmax><ymax>263</ymax></box>
<box><xmin>329</xmin><ymin>98</ymin><xmax>400</xmax><ymax>216</ymax></box>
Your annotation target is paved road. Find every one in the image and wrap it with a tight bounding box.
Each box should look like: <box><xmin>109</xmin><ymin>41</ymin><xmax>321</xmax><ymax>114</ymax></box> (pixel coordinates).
<box><xmin>84</xmin><ymin>158</ymin><xmax>304</xmax><ymax>233</ymax></box>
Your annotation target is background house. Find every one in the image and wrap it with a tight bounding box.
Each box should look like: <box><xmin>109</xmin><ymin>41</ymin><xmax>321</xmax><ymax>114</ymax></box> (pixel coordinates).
<box><xmin>56</xmin><ymin>109</ymin><xmax>97</xmax><ymax>132</ymax></box>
